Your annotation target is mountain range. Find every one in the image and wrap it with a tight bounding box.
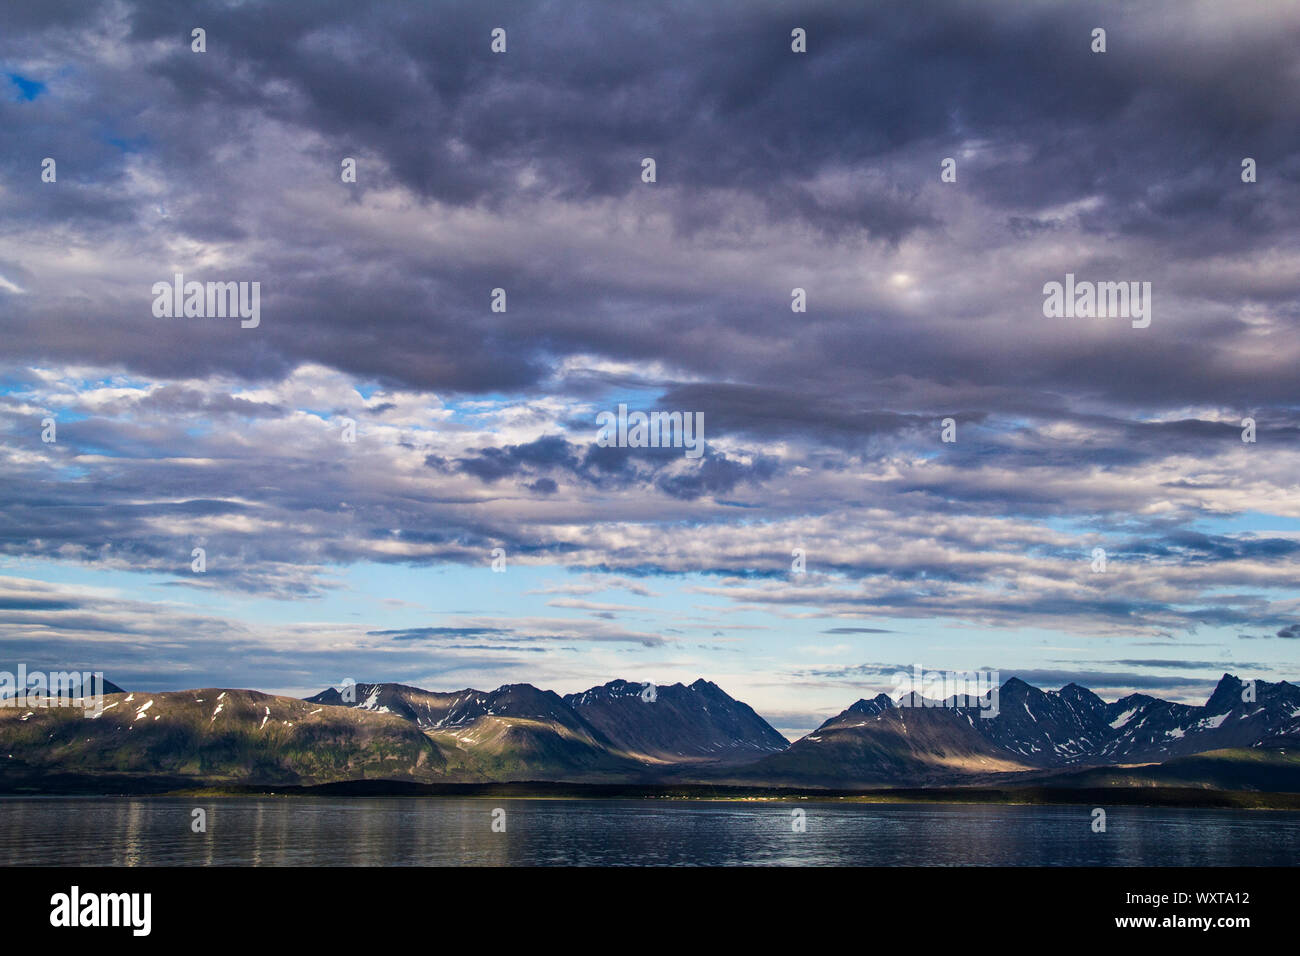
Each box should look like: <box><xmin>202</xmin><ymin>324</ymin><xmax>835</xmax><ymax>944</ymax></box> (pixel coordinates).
<box><xmin>725</xmin><ymin>674</ymin><xmax>1300</xmax><ymax>787</ymax></box>
<box><xmin>303</xmin><ymin>678</ymin><xmax>788</xmax><ymax>779</ymax></box>
<box><xmin>1</xmin><ymin>673</ymin><xmax>1297</xmax><ymax>794</ymax></box>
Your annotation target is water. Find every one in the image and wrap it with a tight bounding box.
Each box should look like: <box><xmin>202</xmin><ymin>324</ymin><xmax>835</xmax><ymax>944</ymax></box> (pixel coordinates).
<box><xmin>1</xmin><ymin>796</ymin><xmax>1296</xmax><ymax>866</ymax></box>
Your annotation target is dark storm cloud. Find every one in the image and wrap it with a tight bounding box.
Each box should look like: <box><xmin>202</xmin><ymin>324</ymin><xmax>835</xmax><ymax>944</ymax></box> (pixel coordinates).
<box><xmin>109</xmin><ymin>0</ymin><xmax>1299</xmax><ymax>244</ymax></box>
<box><xmin>368</xmin><ymin>626</ymin><xmax>511</xmax><ymax>641</ymax></box>
<box><xmin>656</xmin><ymin>450</ymin><xmax>780</xmax><ymax>500</ymax></box>
<box><xmin>454</xmin><ymin>432</ymin><xmax>779</xmax><ymax>500</ymax></box>
<box><xmin>654</xmin><ymin>383</ymin><xmax>931</xmax><ymax>450</ymax></box>
<box><xmin>1122</xmin><ymin>532</ymin><xmax>1300</xmax><ymax>563</ymax></box>
<box><xmin>137</xmin><ymin>386</ymin><xmax>286</xmax><ymax>418</ymax></box>
<box><xmin>457</xmin><ymin>435</ymin><xmax>579</xmax><ymax>483</ymax></box>
<box><xmin>0</xmin><ymin>0</ymin><xmax>1294</xmax><ymax>404</ymax></box>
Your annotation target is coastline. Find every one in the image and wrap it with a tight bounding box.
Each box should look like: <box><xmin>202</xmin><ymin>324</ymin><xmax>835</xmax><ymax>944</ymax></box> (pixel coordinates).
<box><xmin>5</xmin><ymin>777</ymin><xmax>1300</xmax><ymax>811</ymax></box>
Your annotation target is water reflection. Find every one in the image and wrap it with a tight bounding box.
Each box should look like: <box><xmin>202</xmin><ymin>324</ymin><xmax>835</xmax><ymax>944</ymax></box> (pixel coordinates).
<box><xmin>1</xmin><ymin>797</ymin><xmax>1296</xmax><ymax>866</ymax></box>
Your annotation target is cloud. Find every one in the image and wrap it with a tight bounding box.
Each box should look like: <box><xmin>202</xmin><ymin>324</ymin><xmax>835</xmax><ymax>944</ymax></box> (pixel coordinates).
<box><xmin>1</xmin><ymin>0</ymin><xmax>1299</xmax><ymax>701</ymax></box>
<box><xmin>367</xmin><ymin>626</ymin><xmax>511</xmax><ymax>641</ymax></box>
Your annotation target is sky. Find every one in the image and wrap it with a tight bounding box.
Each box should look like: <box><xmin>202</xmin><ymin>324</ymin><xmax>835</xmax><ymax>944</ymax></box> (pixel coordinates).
<box><xmin>1</xmin><ymin>0</ymin><xmax>1298</xmax><ymax>738</ymax></box>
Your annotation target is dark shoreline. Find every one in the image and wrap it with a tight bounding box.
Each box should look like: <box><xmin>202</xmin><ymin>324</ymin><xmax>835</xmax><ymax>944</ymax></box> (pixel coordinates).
<box><xmin>5</xmin><ymin>775</ymin><xmax>1300</xmax><ymax>811</ymax></box>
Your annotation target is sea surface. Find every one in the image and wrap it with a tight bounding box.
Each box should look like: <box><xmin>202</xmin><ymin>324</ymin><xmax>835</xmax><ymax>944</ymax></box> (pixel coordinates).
<box><xmin>1</xmin><ymin>796</ymin><xmax>1296</xmax><ymax>866</ymax></box>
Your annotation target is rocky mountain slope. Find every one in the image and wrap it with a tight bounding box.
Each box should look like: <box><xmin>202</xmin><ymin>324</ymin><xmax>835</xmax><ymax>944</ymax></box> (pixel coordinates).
<box><xmin>736</xmin><ymin>674</ymin><xmax>1300</xmax><ymax>786</ymax></box>
<box><xmin>306</xmin><ymin>678</ymin><xmax>789</xmax><ymax>775</ymax></box>
<box><xmin>562</xmin><ymin>679</ymin><xmax>789</xmax><ymax>764</ymax></box>
<box><xmin>0</xmin><ymin>688</ymin><xmax>444</xmax><ymax>787</ymax></box>
<box><xmin>3</xmin><ymin>673</ymin><xmax>1297</xmax><ymax>792</ymax></box>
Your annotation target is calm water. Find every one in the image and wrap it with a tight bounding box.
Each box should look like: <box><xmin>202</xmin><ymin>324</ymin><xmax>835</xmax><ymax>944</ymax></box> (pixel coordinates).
<box><xmin>1</xmin><ymin>796</ymin><xmax>1297</xmax><ymax>866</ymax></box>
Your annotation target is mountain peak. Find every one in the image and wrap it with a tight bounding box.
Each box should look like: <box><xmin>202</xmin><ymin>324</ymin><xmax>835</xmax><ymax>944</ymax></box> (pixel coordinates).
<box><xmin>1000</xmin><ymin>676</ymin><xmax>1038</xmax><ymax>694</ymax></box>
<box><xmin>563</xmin><ymin>677</ymin><xmax>787</xmax><ymax>761</ymax></box>
<box><xmin>1206</xmin><ymin>673</ymin><xmax>1244</xmax><ymax>712</ymax></box>
<box><xmin>1057</xmin><ymin>682</ymin><xmax>1106</xmax><ymax>709</ymax></box>
<box><xmin>848</xmin><ymin>694</ymin><xmax>894</xmax><ymax>715</ymax></box>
